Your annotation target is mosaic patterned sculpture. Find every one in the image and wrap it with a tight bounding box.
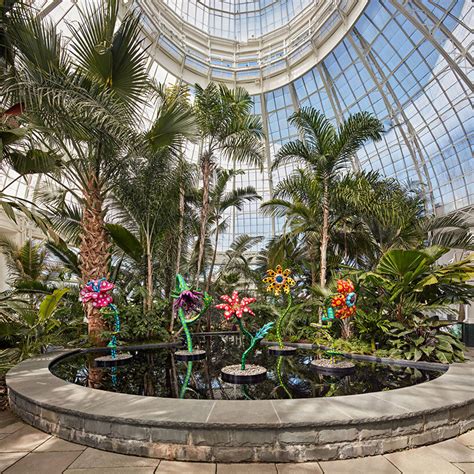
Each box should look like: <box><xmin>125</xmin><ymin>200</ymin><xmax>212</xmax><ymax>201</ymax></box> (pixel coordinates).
<box><xmin>216</xmin><ymin>290</ymin><xmax>274</xmax><ymax>370</ymax></box>
<box><xmin>262</xmin><ymin>265</ymin><xmax>296</xmax><ymax>348</ymax></box>
<box><xmin>171</xmin><ymin>274</ymin><xmax>212</xmax><ymax>354</ymax></box>
<box><xmin>324</xmin><ymin>278</ymin><xmax>357</xmax><ymax>322</ymax></box>
<box><xmin>80</xmin><ymin>278</ymin><xmax>120</xmax><ymax>358</ymax></box>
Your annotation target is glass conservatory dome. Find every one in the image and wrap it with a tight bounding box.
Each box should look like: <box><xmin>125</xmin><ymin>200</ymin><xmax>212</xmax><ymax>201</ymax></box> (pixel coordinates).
<box><xmin>5</xmin><ymin>0</ymin><xmax>474</xmax><ymax>252</ymax></box>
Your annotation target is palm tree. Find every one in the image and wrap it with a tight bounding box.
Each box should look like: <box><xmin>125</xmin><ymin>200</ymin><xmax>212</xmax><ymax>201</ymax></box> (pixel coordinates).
<box><xmin>205</xmin><ymin>169</ymin><xmax>261</xmax><ymax>291</ymax></box>
<box><xmin>271</xmin><ymin>108</ymin><xmax>383</xmax><ymax>287</ymax></box>
<box><xmin>4</xmin><ymin>3</ymin><xmax>193</xmax><ymax>343</ymax></box>
<box><xmin>193</xmin><ymin>83</ymin><xmax>264</xmax><ymax>284</ymax></box>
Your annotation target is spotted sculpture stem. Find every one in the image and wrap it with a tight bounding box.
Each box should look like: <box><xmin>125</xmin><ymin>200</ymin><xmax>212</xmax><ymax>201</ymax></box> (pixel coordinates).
<box><xmin>277</xmin><ymin>356</ymin><xmax>292</xmax><ymax>399</ymax></box>
<box><xmin>179</xmin><ymin>361</ymin><xmax>193</xmax><ymax>399</ymax></box>
<box><xmin>276</xmin><ymin>293</ymin><xmax>292</xmax><ymax>348</ymax></box>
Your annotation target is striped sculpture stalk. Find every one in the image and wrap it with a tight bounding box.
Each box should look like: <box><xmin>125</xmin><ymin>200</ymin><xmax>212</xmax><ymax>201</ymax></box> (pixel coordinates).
<box><xmin>171</xmin><ymin>274</ymin><xmax>212</xmax><ymax>353</ymax></box>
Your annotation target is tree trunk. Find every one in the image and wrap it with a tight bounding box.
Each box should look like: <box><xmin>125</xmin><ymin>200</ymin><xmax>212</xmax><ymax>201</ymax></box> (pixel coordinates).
<box><xmin>145</xmin><ymin>233</ymin><xmax>153</xmax><ymax>314</ymax></box>
<box><xmin>170</xmin><ymin>183</ymin><xmax>185</xmax><ymax>334</ymax></box>
<box><xmin>206</xmin><ymin>217</ymin><xmax>219</xmax><ymax>293</ymax></box>
<box><xmin>80</xmin><ymin>175</ymin><xmax>110</xmax><ymax>346</ymax></box>
<box><xmin>195</xmin><ymin>151</ymin><xmax>212</xmax><ymax>286</ymax></box>
<box><xmin>320</xmin><ymin>178</ymin><xmax>329</xmax><ymax>288</ymax></box>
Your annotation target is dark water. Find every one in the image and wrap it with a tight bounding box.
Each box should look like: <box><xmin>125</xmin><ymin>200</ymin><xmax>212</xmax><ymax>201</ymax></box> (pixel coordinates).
<box><xmin>51</xmin><ymin>335</ymin><xmax>443</xmax><ymax>400</ymax></box>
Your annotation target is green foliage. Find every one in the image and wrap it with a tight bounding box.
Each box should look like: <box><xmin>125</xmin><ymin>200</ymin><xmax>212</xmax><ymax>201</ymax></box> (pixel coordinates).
<box><xmin>119</xmin><ymin>301</ymin><xmax>171</xmax><ymax>342</ymax></box>
<box><xmin>355</xmin><ymin>310</ymin><xmax>391</xmax><ymax>350</ymax></box>
<box><xmin>386</xmin><ymin>317</ymin><xmax>465</xmax><ymax>363</ymax></box>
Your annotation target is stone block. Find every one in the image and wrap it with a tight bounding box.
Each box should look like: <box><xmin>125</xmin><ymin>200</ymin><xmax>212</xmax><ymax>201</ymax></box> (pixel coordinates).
<box><xmin>59</xmin><ymin>413</ymin><xmax>85</xmax><ymax>431</ymax></box>
<box><xmin>111</xmin><ymin>423</ymin><xmax>150</xmax><ymax>442</ymax></box>
<box><xmin>82</xmin><ymin>418</ymin><xmax>111</xmax><ymax>436</ymax></box>
<box><xmin>302</xmin><ymin>444</ymin><xmax>340</xmax><ymax>461</ymax></box>
<box><xmin>189</xmin><ymin>429</ymin><xmax>230</xmax><ymax>446</ymax></box>
<box><xmin>211</xmin><ymin>447</ymin><xmax>254</xmax><ymax>463</ymax></box>
<box><xmin>148</xmin><ymin>426</ymin><xmax>187</xmax><ymax>444</ymax></box>
<box><xmin>449</xmin><ymin>404</ymin><xmax>472</xmax><ymax>422</ymax></box>
<box><xmin>339</xmin><ymin>440</ymin><xmax>380</xmax><ymax>459</ymax></box>
<box><xmin>278</xmin><ymin>429</ymin><xmax>316</xmax><ymax>445</ymax></box>
<box><xmin>358</xmin><ymin>422</ymin><xmax>392</xmax><ymax>440</ymax></box>
<box><xmin>319</xmin><ymin>427</ymin><xmax>358</xmax><ymax>443</ymax></box>
<box><xmin>381</xmin><ymin>435</ymin><xmax>409</xmax><ymax>452</ymax></box>
<box><xmin>392</xmin><ymin>416</ymin><xmax>424</xmax><ymax>435</ymax></box>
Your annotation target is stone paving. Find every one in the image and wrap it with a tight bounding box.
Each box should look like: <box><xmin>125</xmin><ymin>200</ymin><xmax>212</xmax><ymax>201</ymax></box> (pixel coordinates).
<box><xmin>0</xmin><ymin>410</ymin><xmax>472</xmax><ymax>473</ymax></box>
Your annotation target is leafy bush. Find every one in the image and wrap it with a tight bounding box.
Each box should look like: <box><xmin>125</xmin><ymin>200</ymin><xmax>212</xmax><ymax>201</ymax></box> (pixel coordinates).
<box><xmin>355</xmin><ymin>310</ymin><xmax>390</xmax><ymax>350</ymax></box>
<box><xmin>386</xmin><ymin>316</ymin><xmax>464</xmax><ymax>363</ymax></box>
<box><xmin>119</xmin><ymin>301</ymin><xmax>171</xmax><ymax>342</ymax></box>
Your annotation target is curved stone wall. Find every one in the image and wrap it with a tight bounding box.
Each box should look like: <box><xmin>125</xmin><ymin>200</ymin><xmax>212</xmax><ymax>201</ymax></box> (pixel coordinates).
<box><xmin>6</xmin><ymin>349</ymin><xmax>474</xmax><ymax>463</ymax></box>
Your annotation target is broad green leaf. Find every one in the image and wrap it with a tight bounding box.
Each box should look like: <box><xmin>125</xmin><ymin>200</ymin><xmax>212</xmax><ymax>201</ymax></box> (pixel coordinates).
<box><xmin>38</xmin><ymin>288</ymin><xmax>68</xmax><ymax>323</ymax></box>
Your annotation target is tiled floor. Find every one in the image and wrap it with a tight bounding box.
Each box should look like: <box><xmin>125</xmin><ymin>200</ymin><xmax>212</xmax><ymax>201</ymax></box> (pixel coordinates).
<box><xmin>0</xmin><ymin>410</ymin><xmax>472</xmax><ymax>473</ymax></box>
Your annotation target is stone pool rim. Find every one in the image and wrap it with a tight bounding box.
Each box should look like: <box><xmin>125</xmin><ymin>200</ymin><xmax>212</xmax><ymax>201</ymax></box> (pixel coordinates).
<box><xmin>6</xmin><ymin>341</ymin><xmax>474</xmax><ymax>462</ymax></box>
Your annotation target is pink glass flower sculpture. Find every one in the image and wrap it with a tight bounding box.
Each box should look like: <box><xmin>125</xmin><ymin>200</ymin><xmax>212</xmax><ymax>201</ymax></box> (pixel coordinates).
<box><xmin>216</xmin><ymin>290</ymin><xmax>256</xmax><ymax>320</ymax></box>
<box><xmin>80</xmin><ymin>278</ymin><xmax>114</xmax><ymax>308</ymax></box>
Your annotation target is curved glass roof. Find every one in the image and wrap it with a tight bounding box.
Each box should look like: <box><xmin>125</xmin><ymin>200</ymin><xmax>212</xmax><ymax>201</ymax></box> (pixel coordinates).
<box><xmin>161</xmin><ymin>0</ymin><xmax>314</xmax><ymax>41</ymax></box>
<box><xmin>3</xmin><ymin>0</ymin><xmax>473</xmax><ymax>253</ymax></box>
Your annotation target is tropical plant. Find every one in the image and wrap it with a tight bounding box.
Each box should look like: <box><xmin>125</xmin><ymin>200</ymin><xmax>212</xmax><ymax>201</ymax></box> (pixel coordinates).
<box><xmin>354</xmin><ymin>310</ymin><xmax>390</xmax><ymax>351</ymax></box>
<box><xmin>193</xmin><ymin>82</ymin><xmax>264</xmax><ymax>283</ymax></box>
<box><xmin>386</xmin><ymin>316</ymin><xmax>465</xmax><ymax>363</ymax></box>
<box><xmin>0</xmin><ymin>288</ymin><xmax>72</xmax><ymax>360</ymax></box>
<box><xmin>270</xmin><ymin>108</ymin><xmax>383</xmax><ymax>287</ymax></box>
<box><xmin>357</xmin><ymin>246</ymin><xmax>474</xmax><ymax>322</ymax></box>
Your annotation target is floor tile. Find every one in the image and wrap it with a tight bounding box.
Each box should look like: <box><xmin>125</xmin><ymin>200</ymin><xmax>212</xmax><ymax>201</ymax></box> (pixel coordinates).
<box><xmin>426</xmin><ymin>439</ymin><xmax>474</xmax><ymax>463</ymax></box>
<box><xmin>0</xmin><ymin>422</ymin><xmax>25</xmax><ymax>435</ymax></box>
<box><xmin>156</xmin><ymin>460</ymin><xmax>216</xmax><ymax>473</ymax></box>
<box><xmin>216</xmin><ymin>464</ymin><xmax>277</xmax><ymax>474</ymax></box>
<box><xmin>385</xmin><ymin>448</ymin><xmax>463</xmax><ymax>473</ymax></box>
<box><xmin>65</xmin><ymin>468</ymin><xmax>157</xmax><ymax>474</ymax></box>
<box><xmin>0</xmin><ymin>425</ymin><xmax>51</xmax><ymax>452</ymax></box>
<box><xmin>68</xmin><ymin>447</ymin><xmax>160</xmax><ymax>469</ymax></box>
<box><xmin>34</xmin><ymin>436</ymin><xmax>86</xmax><ymax>452</ymax></box>
<box><xmin>3</xmin><ymin>451</ymin><xmax>82</xmax><ymax>474</ymax></box>
<box><xmin>0</xmin><ymin>452</ymin><xmax>29</xmax><ymax>472</ymax></box>
<box><xmin>454</xmin><ymin>463</ymin><xmax>474</xmax><ymax>473</ymax></box>
<box><xmin>276</xmin><ymin>462</ymin><xmax>323</xmax><ymax>473</ymax></box>
<box><xmin>320</xmin><ymin>456</ymin><xmax>400</xmax><ymax>473</ymax></box>
<box><xmin>457</xmin><ymin>431</ymin><xmax>474</xmax><ymax>448</ymax></box>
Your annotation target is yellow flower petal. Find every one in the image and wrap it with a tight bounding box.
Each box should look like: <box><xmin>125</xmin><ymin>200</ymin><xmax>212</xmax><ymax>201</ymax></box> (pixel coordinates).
<box><xmin>283</xmin><ymin>268</ymin><xmax>291</xmax><ymax>276</ymax></box>
<box><xmin>275</xmin><ymin>264</ymin><xmax>282</xmax><ymax>273</ymax></box>
<box><xmin>266</xmin><ymin>269</ymin><xmax>276</xmax><ymax>276</ymax></box>
<box><xmin>287</xmin><ymin>277</ymin><xmax>296</xmax><ymax>286</ymax></box>
<box><xmin>262</xmin><ymin>276</ymin><xmax>273</xmax><ymax>283</ymax></box>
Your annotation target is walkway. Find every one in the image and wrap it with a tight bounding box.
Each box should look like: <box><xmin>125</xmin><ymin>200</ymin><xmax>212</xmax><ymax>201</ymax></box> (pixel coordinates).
<box><xmin>0</xmin><ymin>410</ymin><xmax>472</xmax><ymax>473</ymax></box>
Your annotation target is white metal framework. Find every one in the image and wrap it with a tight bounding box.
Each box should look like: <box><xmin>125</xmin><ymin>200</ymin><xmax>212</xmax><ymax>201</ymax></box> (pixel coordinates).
<box><xmin>3</xmin><ymin>0</ymin><xmax>473</xmax><ymax>253</ymax></box>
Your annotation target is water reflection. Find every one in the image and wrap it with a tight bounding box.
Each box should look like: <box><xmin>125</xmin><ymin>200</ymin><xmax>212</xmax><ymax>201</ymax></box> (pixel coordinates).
<box><xmin>51</xmin><ymin>335</ymin><xmax>443</xmax><ymax>400</ymax></box>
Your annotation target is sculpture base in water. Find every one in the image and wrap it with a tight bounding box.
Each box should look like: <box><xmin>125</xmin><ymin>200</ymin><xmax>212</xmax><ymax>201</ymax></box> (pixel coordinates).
<box><xmin>311</xmin><ymin>358</ymin><xmax>355</xmax><ymax>375</ymax></box>
<box><xmin>94</xmin><ymin>353</ymin><xmax>133</xmax><ymax>367</ymax></box>
<box><xmin>175</xmin><ymin>349</ymin><xmax>206</xmax><ymax>361</ymax></box>
<box><xmin>221</xmin><ymin>364</ymin><xmax>267</xmax><ymax>384</ymax></box>
<box><xmin>268</xmin><ymin>345</ymin><xmax>297</xmax><ymax>356</ymax></box>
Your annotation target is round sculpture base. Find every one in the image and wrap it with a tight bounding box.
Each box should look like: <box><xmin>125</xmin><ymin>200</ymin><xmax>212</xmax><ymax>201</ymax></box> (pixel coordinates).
<box><xmin>221</xmin><ymin>364</ymin><xmax>267</xmax><ymax>384</ymax></box>
<box><xmin>311</xmin><ymin>359</ymin><xmax>355</xmax><ymax>375</ymax></box>
<box><xmin>268</xmin><ymin>345</ymin><xmax>297</xmax><ymax>356</ymax></box>
<box><xmin>175</xmin><ymin>349</ymin><xmax>206</xmax><ymax>362</ymax></box>
<box><xmin>94</xmin><ymin>353</ymin><xmax>133</xmax><ymax>368</ymax></box>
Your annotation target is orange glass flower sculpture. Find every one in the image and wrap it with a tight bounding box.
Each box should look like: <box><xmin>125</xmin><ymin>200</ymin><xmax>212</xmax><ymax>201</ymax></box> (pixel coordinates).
<box><xmin>263</xmin><ymin>265</ymin><xmax>295</xmax><ymax>296</ymax></box>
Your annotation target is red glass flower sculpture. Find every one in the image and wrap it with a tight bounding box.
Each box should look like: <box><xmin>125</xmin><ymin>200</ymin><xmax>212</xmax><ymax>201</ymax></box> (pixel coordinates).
<box><xmin>80</xmin><ymin>278</ymin><xmax>114</xmax><ymax>308</ymax></box>
<box><xmin>330</xmin><ymin>279</ymin><xmax>357</xmax><ymax>320</ymax></box>
<box><xmin>216</xmin><ymin>290</ymin><xmax>256</xmax><ymax>320</ymax></box>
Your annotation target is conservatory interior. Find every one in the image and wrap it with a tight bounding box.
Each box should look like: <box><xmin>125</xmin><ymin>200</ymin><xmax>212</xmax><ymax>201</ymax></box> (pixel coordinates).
<box><xmin>0</xmin><ymin>0</ymin><xmax>473</xmax><ymax>472</ymax></box>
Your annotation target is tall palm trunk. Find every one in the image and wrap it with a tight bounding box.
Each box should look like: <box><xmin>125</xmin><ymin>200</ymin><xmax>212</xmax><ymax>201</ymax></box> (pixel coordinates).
<box><xmin>170</xmin><ymin>183</ymin><xmax>185</xmax><ymax>333</ymax></box>
<box><xmin>206</xmin><ymin>216</ymin><xmax>219</xmax><ymax>293</ymax></box>
<box><xmin>80</xmin><ymin>175</ymin><xmax>110</xmax><ymax>346</ymax></box>
<box><xmin>145</xmin><ymin>232</ymin><xmax>153</xmax><ymax>313</ymax></box>
<box><xmin>195</xmin><ymin>151</ymin><xmax>212</xmax><ymax>285</ymax></box>
<box><xmin>320</xmin><ymin>178</ymin><xmax>329</xmax><ymax>288</ymax></box>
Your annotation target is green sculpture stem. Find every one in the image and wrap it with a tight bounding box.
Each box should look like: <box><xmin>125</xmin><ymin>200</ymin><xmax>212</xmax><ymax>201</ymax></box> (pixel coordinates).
<box><xmin>276</xmin><ymin>293</ymin><xmax>292</xmax><ymax>348</ymax></box>
<box><xmin>179</xmin><ymin>361</ymin><xmax>193</xmax><ymax>399</ymax></box>
<box><xmin>241</xmin><ymin>335</ymin><xmax>260</xmax><ymax>370</ymax></box>
<box><xmin>276</xmin><ymin>356</ymin><xmax>292</xmax><ymax>399</ymax></box>
<box><xmin>237</xmin><ymin>318</ymin><xmax>253</xmax><ymax>343</ymax></box>
<box><xmin>178</xmin><ymin>307</ymin><xmax>194</xmax><ymax>353</ymax></box>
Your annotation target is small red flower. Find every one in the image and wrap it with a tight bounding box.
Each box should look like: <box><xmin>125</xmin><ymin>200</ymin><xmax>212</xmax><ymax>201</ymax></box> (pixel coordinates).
<box><xmin>80</xmin><ymin>278</ymin><xmax>114</xmax><ymax>308</ymax></box>
<box><xmin>216</xmin><ymin>290</ymin><xmax>256</xmax><ymax>320</ymax></box>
